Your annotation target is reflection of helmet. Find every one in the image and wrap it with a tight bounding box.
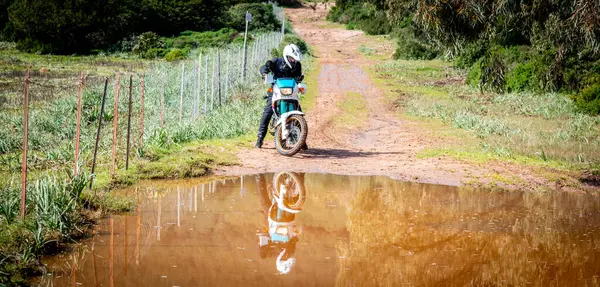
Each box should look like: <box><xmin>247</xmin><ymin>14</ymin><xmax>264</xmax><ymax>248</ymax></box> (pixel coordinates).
<box><xmin>283</xmin><ymin>44</ymin><xmax>302</xmax><ymax>69</ymax></box>
<box><xmin>276</xmin><ymin>248</ymin><xmax>296</xmax><ymax>274</ymax></box>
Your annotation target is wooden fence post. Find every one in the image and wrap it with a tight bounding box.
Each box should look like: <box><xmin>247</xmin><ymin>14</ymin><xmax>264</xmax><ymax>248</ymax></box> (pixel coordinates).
<box><xmin>20</xmin><ymin>69</ymin><xmax>30</xmax><ymax>218</ymax></box>
<box><xmin>90</xmin><ymin>78</ymin><xmax>109</xmax><ymax>190</ymax></box>
<box><xmin>74</xmin><ymin>72</ymin><xmax>84</xmax><ymax>176</ymax></box>
<box><xmin>111</xmin><ymin>74</ymin><xmax>120</xmax><ymax>175</ymax></box>
<box><xmin>126</xmin><ymin>76</ymin><xmax>133</xmax><ymax>170</ymax></box>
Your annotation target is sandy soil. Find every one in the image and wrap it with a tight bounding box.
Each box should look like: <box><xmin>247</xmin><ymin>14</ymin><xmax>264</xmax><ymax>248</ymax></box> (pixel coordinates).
<box><xmin>215</xmin><ymin>4</ymin><xmax>594</xmax><ymax>192</ymax></box>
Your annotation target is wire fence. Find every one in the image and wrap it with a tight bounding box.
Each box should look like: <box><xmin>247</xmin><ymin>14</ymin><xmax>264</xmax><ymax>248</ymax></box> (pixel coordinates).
<box><xmin>0</xmin><ymin>5</ymin><xmax>287</xmax><ymax>218</ymax></box>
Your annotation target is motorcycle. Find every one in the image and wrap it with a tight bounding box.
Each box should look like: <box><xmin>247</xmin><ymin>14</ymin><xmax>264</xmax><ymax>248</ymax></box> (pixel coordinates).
<box><xmin>264</xmin><ymin>72</ymin><xmax>309</xmax><ymax>157</ymax></box>
<box><xmin>256</xmin><ymin>172</ymin><xmax>307</xmax><ymax>274</ymax></box>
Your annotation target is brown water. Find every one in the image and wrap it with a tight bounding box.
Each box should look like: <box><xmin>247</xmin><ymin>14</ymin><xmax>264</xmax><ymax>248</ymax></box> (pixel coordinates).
<box><xmin>43</xmin><ymin>173</ymin><xmax>600</xmax><ymax>287</ymax></box>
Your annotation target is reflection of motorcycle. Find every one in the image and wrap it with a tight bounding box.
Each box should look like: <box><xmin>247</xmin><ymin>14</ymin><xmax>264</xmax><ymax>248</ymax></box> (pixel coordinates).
<box><xmin>256</xmin><ymin>172</ymin><xmax>306</xmax><ymax>274</ymax></box>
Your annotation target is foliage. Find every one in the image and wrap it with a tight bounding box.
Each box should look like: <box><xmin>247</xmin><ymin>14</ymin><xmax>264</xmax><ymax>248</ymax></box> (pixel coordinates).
<box><xmin>132</xmin><ymin>32</ymin><xmax>166</xmax><ymax>59</ymax></box>
<box><xmin>3</xmin><ymin>0</ymin><xmax>277</xmax><ymax>54</ymax></box>
<box><xmin>394</xmin><ymin>26</ymin><xmax>437</xmax><ymax>60</ymax></box>
<box><xmin>165</xmin><ymin>49</ymin><xmax>187</xmax><ymax>62</ymax></box>
<box><xmin>0</xmin><ymin>172</ymin><xmax>93</xmax><ymax>285</ymax></box>
<box><xmin>227</xmin><ymin>3</ymin><xmax>280</xmax><ymax>32</ymax></box>
<box><xmin>330</xmin><ymin>0</ymin><xmax>600</xmax><ymax>113</ymax></box>
<box><xmin>327</xmin><ymin>3</ymin><xmax>390</xmax><ymax>35</ymax></box>
<box><xmin>573</xmin><ymin>84</ymin><xmax>600</xmax><ymax>115</ymax></box>
<box><xmin>271</xmin><ymin>34</ymin><xmax>310</xmax><ymax>58</ymax></box>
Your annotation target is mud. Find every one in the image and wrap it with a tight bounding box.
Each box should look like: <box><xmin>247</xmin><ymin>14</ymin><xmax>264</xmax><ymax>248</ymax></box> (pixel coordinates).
<box><xmin>43</xmin><ymin>174</ymin><xmax>600</xmax><ymax>286</ymax></box>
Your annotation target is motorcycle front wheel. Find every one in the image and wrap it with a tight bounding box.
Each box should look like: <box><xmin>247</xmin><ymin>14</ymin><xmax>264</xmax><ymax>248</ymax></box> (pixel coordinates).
<box><xmin>274</xmin><ymin>114</ymin><xmax>308</xmax><ymax>157</ymax></box>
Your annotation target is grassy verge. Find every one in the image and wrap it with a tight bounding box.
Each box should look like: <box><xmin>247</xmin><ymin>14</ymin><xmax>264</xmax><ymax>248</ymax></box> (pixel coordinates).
<box><xmin>369</xmin><ymin>59</ymin><xmax>600</xmax><ymax>182</ymax></box>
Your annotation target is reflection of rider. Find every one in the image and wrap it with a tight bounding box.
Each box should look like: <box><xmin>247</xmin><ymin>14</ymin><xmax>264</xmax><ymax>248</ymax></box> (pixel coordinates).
<box><xmin>255</xmin><ymin>44</ymin><xmax>308</xmax><ymax>151</ymax></box>
<box><xmin>255</xmin><ymin>173</ymin><xmax>306</xmax><ymax>274</ymax></box>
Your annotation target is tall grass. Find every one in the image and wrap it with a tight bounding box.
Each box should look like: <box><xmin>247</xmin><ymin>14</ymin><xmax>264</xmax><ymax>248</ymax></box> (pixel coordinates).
<box><xmin>376</xmin><ymin>60</ymin><xmax>600</xmax><ymax>165</ymax></box>
<box><xmin>0</xmin><ymin>172</ymin><xmax>92</xmax><ymax>284</ymax></box>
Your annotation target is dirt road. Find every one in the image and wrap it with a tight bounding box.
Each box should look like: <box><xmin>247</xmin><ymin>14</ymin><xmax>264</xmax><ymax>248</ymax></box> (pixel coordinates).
<box><xmin>215</xmin><ymin>4</ymin><xmax>571</xmax><ymax>190</ymax></box>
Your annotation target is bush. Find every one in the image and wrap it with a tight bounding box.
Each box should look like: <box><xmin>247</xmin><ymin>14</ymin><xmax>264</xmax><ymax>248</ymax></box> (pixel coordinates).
<box><xmin>466</xmin><ymin>59</ymin><xmax>483</xmax><ymax>87</ymax></box>
<box><xmin>506</xmin><ymin>61</ymin><xmax>535</xmax><ymax>93</ymax></box>
<box><xmin>132</xmin><ymin>32</ymin><xmax>165</xmax><ymax>59</ymax></box>
<box><xmin>454</xmin><ymin>40</ymin><xmax>488</xmax><ymax>69</ymax></box>
<box><xmin>168</xmin><ymin>28</ymin><xmax>240</xmax><ymax>50</ymax></box>
<box><xmin>327</xmin><ymin>6</ymin><xmax>344</xmax><ymax>22</ymax></box>
<box><xmin>165</xmin><ymin>49</ymin><xmax>187</xmax><ymax>61</ymax></box>
<box><xmin>358</xmin><ymin>11</ymin><xmax>391</xmax><ymax>35</ymax></box>
<box><xmin>573</xmin><ymin>84</ymin><xmax>600</xmax><ymax>115</ymax></box>
<box><xmin>271</xmin><ymin>34</ymin><xmax>310</xmax><ymax>58</ymax></box>
<box><xmin>228</xmin><ymin>3</ymin><xmax>280</xmax><ymax>32</ymax></box>
<box><xmin>394</xmin><ymin>28</ymin><xmax>437</xmax><ymax>60</ymax></box>
<box><xmin>479</xmin><ymin>50</ymin><xmax>507</xmax><ymax>93</ymax></box>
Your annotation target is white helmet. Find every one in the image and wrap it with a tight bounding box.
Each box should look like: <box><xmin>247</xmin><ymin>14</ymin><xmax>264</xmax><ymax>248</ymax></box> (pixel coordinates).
<box><xmin>276</xmin><ymin>249</ymin><xmax>296</xmax><ymax>274</ymax></box>
<box><xmin>283</xmin><ymin>44</ymin><xmax>302</xmax><ymax>69</ymax></box>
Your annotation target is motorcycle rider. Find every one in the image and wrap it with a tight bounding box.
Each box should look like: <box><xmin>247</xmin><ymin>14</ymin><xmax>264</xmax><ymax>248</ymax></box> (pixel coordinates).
<box><xmin>255</xmin><ymin>43</ymin><xmax>308</xmax><ymax>150</ymax></box>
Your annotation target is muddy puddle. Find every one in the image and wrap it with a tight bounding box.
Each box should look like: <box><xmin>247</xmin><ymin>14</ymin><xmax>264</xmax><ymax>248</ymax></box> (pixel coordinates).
<box><xmin>42</xmin><ymin>173</ymin><xmax>600</xmax><ymax>286</ymax></box>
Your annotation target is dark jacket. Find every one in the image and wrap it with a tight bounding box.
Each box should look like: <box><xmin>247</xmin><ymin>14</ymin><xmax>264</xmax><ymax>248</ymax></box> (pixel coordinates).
<box><xmin>260</xmin><ymin>57</ymin><xmax>303</xmax><ymax>82</ymax></box>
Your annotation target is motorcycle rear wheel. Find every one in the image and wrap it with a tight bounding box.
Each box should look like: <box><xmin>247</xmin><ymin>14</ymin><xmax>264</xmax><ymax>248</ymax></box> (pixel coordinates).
<box><xmin>274</xmin><ymin>114</ymin><xmax>308</xmax><ymax>157</ymax></box>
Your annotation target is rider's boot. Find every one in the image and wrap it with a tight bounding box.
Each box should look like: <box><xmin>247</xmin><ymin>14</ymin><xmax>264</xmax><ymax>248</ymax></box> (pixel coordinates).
<box><xmin>255</xmin><ymin>138</ymin><xmax>263</xmax><ymax>149</ymax></box>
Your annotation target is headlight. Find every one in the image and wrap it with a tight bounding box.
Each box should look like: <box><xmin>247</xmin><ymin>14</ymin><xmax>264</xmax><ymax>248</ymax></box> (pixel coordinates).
<box><xmin>280</xmin><ymin>88</ymin><xmax>293</xmax><ymax>95</ymax></box>
<box><xmin>276</xmin><ymin>226</ymin><xmax>289</xmax><ymax>235</ymax></box>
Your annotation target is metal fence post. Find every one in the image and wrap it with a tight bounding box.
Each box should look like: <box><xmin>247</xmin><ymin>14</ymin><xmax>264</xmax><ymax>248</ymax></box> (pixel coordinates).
<box><xmin>90</xmin><ymin>78</ymin><xmax>109</xmax><ymax>190</ymax></box>
<box><xmin>179</xmin><ymin>62</ymin><xmax>185</xmax><ymax>123</ymax></box>
<box><xmin>217</xmin><ymin>49</ymin><xmax>222</xmax><ymax>106</ymax></box>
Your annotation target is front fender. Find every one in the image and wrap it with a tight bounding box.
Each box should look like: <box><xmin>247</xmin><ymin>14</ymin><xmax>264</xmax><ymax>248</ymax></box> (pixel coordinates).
<box><xmin>275</xmin><ymin>111</ymin><xmax>305</xmax><ymax>127</ymax></box>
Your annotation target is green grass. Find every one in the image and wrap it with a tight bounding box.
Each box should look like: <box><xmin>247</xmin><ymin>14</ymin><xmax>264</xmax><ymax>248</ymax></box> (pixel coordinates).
<box><xmin>301</xmin><ymin>55</ymin><xmax>319</xmax><ymax>112</ymax></box>
<box><xmin>372</xmin><ymin>58</ymin><xmax>600</xmax><ymax>169</ymax></box>
<box><xmin>358</xmin><ymin>45</ymin><xmax>376</xmax><ymax>57</ymax></box>
<box><xmin>0</xmin><ymin>171</ymin><xmax>133</xmax><ymax>285</ymax></box>
<box><xmin>335</xmin><ymin>91</ymin><xmax>369</xmax><ymax>130</ymax></box>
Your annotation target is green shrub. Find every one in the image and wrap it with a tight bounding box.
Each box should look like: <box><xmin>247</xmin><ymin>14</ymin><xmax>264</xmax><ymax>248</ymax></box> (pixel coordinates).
<box><xmin>327</xmin><ymin>6</ymin><xmax>344</xmax><ymax>22</ymax></box>
<box><xmin>272</xmin><ymin>34</ymin><xmax>310</xmax><ymax>58</ymax></box>
<box><xmin>167</xmin><ymin>28</ymin><xmax>240</xmax><ymax>50</ymax></box>
<box><xmin>479</xmin><ymin>49</ymin><xmax>507</xmax><ymax>93</ymax></box>
<box><xmin>394</xmin><ymin>28</ymin><xmax>437</xmax><ymax>60</ymax></box>
<box><xmin>228</xmin><ymin>3</ymin><xmax>280</xmax><ymax>32</ymax></box>
<box><xmin>466</xmin><ymin>59</ymin><xmax>483</xmax><ymax>87</ymax></box>
<box><xmin>165</xmin><ymin>49</ymin><xmax>187</xmax><ymax>61</ymax></box>
<box><xmin>132</xmin><ymin>32</ymin><xmax>165</xmax><ymax>59</ymax></box>
<box><xmin>358</xmin><ymin>11</ymin><xmax>391</xmax><ymax>35</ymax></box>
<box><xmin>573</xmin><ymin>84</ymin><xmax>600</xmax><ymax>115</ymax></box>
<box><xmin>454</xmin><ymin>40</ymin><xmax>488</xmax><ymax>69</ymax></box>
<box><xmin>506</xmin><ymin>61</ymin><xmax>535</xmax><ymax>92</ymax></box>
<box><xmin>346</xmin><ymin>21</ymin><xmax>356</xmax><ymax>30</ymax></box>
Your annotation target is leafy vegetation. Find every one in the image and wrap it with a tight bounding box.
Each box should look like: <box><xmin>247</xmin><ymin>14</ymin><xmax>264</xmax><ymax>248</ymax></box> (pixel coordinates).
<box><xmin>1</xmin><ymin>0</ymin><xmax>279</xmax><ymax>56</ymax></box>
<box><xmin>329</xmin><ymin>0</ymin><xmax>600</xmax><ymax>114</ymax></box>
<box><xmin>373</xmin><ymin>59</ymin><xmax>600</xmax><ymax>167</ymax></box>
<box><xmin>0</xmin><ymin>171</ymin><xmax>133</xmax><ymax>284</ymax></box>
